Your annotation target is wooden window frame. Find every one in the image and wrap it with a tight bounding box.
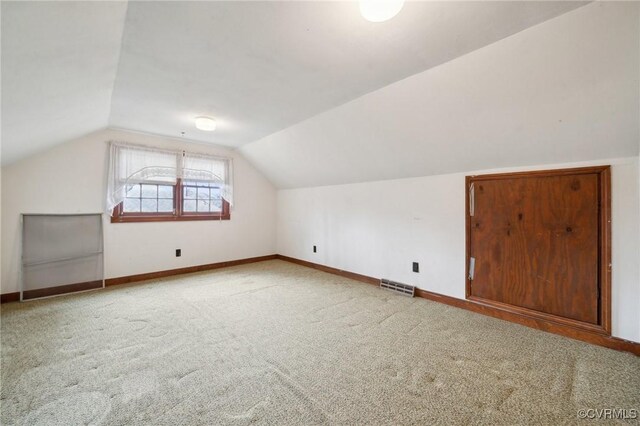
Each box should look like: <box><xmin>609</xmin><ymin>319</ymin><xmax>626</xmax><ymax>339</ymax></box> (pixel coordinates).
<box><xmin>111</xmin><ymin>179</ymin><xmax>230</xmax><ymax>223</ymax></box>
<box><xmin>465</xmin><ymin>165</ymin><xmax>611</xmax><ymax>335</ymax></box>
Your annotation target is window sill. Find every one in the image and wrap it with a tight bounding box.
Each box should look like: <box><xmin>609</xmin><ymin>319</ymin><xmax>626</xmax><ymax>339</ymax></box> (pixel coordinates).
<box><xmin>110</xmin><ymin>214</ymin><xmax>231</xmax><ymax>223</ymax></box>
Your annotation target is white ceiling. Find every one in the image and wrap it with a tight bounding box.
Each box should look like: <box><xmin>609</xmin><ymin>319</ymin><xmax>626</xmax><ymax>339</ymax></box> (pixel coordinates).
<box><xmin>109</xmin><ymin>1</ymin><xmax>586</xmax><ymax>148</ymax></box>
<box><xmin>240</xmin><ymin>2</ymin><xmax>640</xmax><ymax>188</ymax></box>
<box><xmin>1</xmin><ymin>1</ymin><xmax>127</xmax><ymax>164</ymax></box>
<box><xmin>1</xmin><ymin>1</ymin><xmax>587</xmax><ymax>165</ymax></box>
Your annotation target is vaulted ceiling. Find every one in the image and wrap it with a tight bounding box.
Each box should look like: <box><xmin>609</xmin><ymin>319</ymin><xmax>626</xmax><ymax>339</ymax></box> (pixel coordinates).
<box><xmin>2</xmin><ymin>1</ymin><xmax>589</xmax><ymax>167</ymax></box>
<box><xmin>240</xmin><ymin>1</ymin><xmax>640</xmax><ymax>188</ymax></box>
<box><xmin>2</xmin><ymin>1</ymin><xmax>127</xmax><ymax>165</ymax></box>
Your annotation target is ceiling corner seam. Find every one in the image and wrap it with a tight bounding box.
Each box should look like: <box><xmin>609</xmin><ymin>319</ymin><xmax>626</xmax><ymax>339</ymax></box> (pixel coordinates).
<box><xmin>106</xmin><ymin>0</ymin><xmax>130</xmax><ymax>128</ymax></box>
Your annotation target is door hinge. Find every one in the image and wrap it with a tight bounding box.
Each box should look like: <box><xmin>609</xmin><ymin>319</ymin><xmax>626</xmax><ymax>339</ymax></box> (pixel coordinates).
<box><xmin>468</xmin><ymin>257</ymin><xmax>476</xmax><ymax>280</ymax></box>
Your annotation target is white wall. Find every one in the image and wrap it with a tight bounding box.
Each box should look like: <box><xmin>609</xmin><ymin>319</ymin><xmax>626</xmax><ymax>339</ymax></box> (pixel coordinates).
<box><xmin>1</xmin><ymin>128</ymin><xmax>277</xmax><ymax>294</ymax></box>
<box><xmin>264</xmin><ymin>1</ymin><xmax>640</xmax><ymax>343</ymax></box>
<box><xmin>277</xmin><ymin>158</ymin><xmax>640</xmax><ymax>343</ymax></box>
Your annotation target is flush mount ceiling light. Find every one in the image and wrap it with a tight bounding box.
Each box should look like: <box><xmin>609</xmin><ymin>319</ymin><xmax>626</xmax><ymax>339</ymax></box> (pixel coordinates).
<box><xmin>359</xmin><ymin>0</ymin><xmax>404</xmax><ymax>23</ymax></box>
<box><xmin>195</xmin><ymin>116</ymin><xmax>217</xmax><ymax>131</ymax></box>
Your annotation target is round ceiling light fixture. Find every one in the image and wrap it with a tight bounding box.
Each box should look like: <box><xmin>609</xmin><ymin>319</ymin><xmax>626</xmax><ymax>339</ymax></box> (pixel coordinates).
<box><xmin>359</xmin><ymin>0</ymin><xmax>404</xmax><ymax>23</ymax></box>
<box><xmin>195</xmin><ymin>116</ymin><xmax>217</xmax><ymax>131</ymax></box>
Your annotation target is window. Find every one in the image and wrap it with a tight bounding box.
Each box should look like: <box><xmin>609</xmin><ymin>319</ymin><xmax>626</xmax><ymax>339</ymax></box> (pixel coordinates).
<box><xmin>123</xmin><ymin>184</ymin><xmax>175</xmax><ymax>214</ymax></box>
<box><xmin>181</xmin><ymin>181</ymin><xmax>224</xmax><ymax>214</ymax></box>
<box><xmin>107</xmin><ymin>143</ymin><xmax>232</xmax><ymax>223</ymax></box>
<box><xmin>112</xmin><ymin>179</ymin><xmax>230</xmax><ymax>222</ymax></box>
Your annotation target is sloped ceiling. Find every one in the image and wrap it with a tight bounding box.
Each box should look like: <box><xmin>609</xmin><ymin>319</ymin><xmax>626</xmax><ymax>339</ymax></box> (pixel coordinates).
<box><xmin>109</xmin><ymin>1</ymin><xmax>587</xmax><ymax>149</ymax></box>
<box><xmin>1</xmin><ymin>1</ymin><xmax>128</xmax><ymax>164</ymax></box>
<box><xmin>240</xmin><ymin>2</ymin><xmax>640</xmax><ymax>188</ymax></box>
<box><xmin>1</xmin><ymin>1</ymin><xmax>588</xmax><ymax>166</ymax></box>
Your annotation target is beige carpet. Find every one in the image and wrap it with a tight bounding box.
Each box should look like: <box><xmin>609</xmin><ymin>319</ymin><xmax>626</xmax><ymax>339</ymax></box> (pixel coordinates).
<box><xmin>1</xmin><ymin>260</ymin><xmax>638</xmax><ymax>425</ymax></box>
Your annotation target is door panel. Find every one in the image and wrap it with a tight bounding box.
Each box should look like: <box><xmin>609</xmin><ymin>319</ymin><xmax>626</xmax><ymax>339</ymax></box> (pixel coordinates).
<box><xmin>469</xmin><ymin>173</ymin><xmax>600</xmax><ymax>325</ymax></box>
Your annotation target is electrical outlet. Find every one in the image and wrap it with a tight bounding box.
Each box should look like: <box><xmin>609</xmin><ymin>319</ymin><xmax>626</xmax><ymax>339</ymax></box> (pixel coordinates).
<box><xmin>313</xmin><ymin>245</ymin><xmax>317</xmax><ymax>253</ymax></box>
<box><xmin>412</xmin><ymin>262</ymin><xmax>419</xmax><ymax>273</ymax></box>
<box><xmin>176</xmin><ymin>249</ymin><xmax>181</xmax><ymax>257</ymax></box>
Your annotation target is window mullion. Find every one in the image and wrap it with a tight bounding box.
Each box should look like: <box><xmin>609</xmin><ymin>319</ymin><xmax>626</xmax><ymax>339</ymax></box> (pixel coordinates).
<box><xmin>175</xmin><ymin>178</ymin><xmax>182</xmax><ymax>217</ymax></box>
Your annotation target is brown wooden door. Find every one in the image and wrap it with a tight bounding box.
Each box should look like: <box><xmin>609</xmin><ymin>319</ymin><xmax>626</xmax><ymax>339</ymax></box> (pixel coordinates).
<box><xmin>468</xmin><ymin>171</ymin><xmax>602</xmax><ymax>325</ymax></box>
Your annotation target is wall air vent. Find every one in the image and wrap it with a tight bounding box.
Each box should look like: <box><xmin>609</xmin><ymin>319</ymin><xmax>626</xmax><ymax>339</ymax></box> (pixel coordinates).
<box><xmin>380</xmin><ymin>279</ymin><xmax>415</xmax><ymax>297</ymax></box>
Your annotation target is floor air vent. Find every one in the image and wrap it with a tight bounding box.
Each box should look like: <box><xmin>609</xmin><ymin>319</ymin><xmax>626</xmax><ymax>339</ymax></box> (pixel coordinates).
<box><xmin>380</xmin><ymin>279</ymin><xmax>415</xmax><ymax>297</ymax></box>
